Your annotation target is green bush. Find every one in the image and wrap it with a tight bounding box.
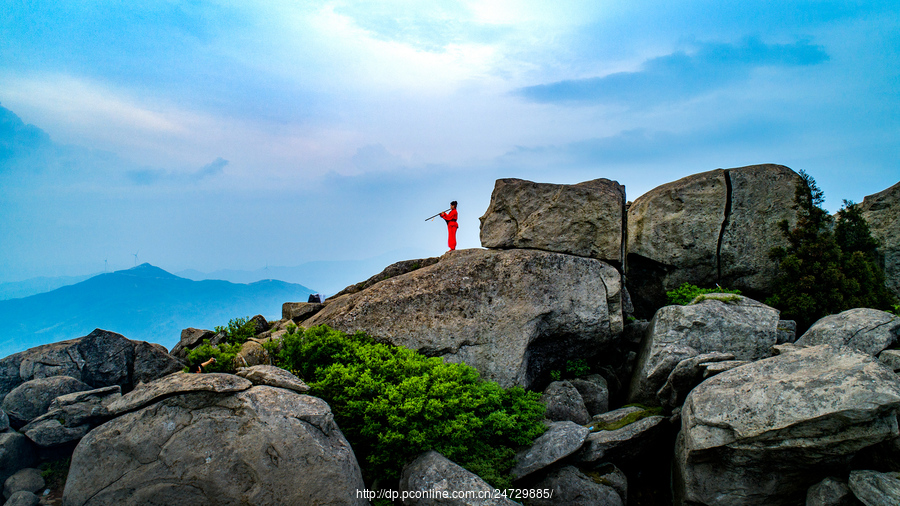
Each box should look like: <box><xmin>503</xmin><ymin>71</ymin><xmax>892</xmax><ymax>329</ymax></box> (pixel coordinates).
<box><xmin>666</xmin><ymin>283</ymin><xmax>742</xmax><ymax>306</ymax></box>
<box><xmin>214</xmin><ymin>316</ymin><xmax>257</xmax><ymax>346</ymax></box>
<box><xmin>767</xmin><ymin>173</ymin><xmax>896</xmax><ymax>331</ymax></box>
<box><xmin>275</xmin><ymin>325</ymin><xmax>546</xmax><ymax>489</ymax></box>
<box><xmin>185</xmin><ymin>340</ymin><xmax>240</xmax><ymax>373</ymax></box>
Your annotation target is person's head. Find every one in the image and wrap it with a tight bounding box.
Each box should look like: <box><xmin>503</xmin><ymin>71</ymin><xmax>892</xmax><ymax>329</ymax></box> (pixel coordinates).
<box><xmin>188</xmin><ymin>363</ymin><xmax>202</xmax><ymax>373</ymax></box>
<box><xmin>450</xmin><ymin>201</ymin><xmax>457</xmax><ymax>209</ymax></box>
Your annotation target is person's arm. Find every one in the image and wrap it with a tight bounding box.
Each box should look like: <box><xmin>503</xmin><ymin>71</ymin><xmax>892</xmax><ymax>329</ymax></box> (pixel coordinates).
<box><xmin>199</xmin><ymin>357</ymin><xmax>217</xmax><ymax>372</ymax></box>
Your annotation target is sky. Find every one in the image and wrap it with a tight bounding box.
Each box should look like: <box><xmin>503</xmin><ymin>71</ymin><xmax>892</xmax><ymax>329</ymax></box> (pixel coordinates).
<box><xmin>1</xmin><ymin>0</ymin><xmax>898</xmax><ymax>282</ymax></box>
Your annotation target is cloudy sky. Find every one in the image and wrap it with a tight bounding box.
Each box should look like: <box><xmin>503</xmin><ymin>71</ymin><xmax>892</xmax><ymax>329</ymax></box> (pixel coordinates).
<box><xmin>1</xmin><ymin>0</ymin><xmax>898</xmax><ymax>282</ymax></box>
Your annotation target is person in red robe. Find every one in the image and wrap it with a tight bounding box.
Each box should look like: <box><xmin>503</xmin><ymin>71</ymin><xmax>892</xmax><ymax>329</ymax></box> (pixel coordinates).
<box><xmin>440</xmin><ymin>201</ymin><xmax>458</xmax><ymax>250</ymax></box>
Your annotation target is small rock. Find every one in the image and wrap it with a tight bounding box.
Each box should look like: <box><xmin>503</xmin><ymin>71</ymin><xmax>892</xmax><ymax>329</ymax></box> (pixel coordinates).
<box><xmin>235</xmin><ymin>365</ymin><xmax>309</xmax><ymax>393</ymax></box>
<box><xmin>512</xmin><ymin>421</ymin><xmax>589</xmax><ymax>480</ymax></box>
<box><xmin>282</xmin><ymin>302</ymin><xmax>325</xmax><ymax>322</ymax></box>
<box><xmin>526</xmin><ymin>465</ymin><xmax>623</xmax><ymax>506</ymax></box>
<box><xmin>234</xmin><ymin>341</ymin><xmax>270</xmax><ymax>368</ymax></box>
<box><xmin>399</xmin><ymin>450</ymin><xmax>518</xmax><ymax>505</ymax></box>
<box><xmin>777</xmin><ymin>320</ymin><xmax>798</xmax><ymax>344</ymax></box>
<box><xmin>541</xmin><ymin>381</ymin><xmax>590</xmax><ymax>425</ymax></box>
<box><xmin>579</xmin><ymin>415</ymin><xmax>666</xmax><ymax>463</ymax></box>
<box><xmin>3</xmin><ymin>468</ymin><xmax>44</xmax><ymax>500</ymax></box>
<box><xmin>170</xmin><ymin>328</ymin><xmax>215</xmax><ymax>358</ymax></box>
<box><xmin>806</xmin><ymin>476</ymin><xmax>860</xmax><ymax>506</ymax></box>
<box><xmin>249</xmin><ymin>314</ymin><xmax>269</xmax><ymax>335</ymax></box>
<box><xmin>570</xmin><ymin>375</ymin><xmax>609</xmax><ymax>416</ymax></box>
<box><xmin>0</xmin><ymin>433</ymin><xmax>36</xmax><ymax>484</ymax></box>
<box><xmin>879</xmin><ymin>350</ymin><xmax>900</xmax><ymax>372</ymax></box>
<box><xmin>4</xmin><ymin>491</ymin><xmax>40</xmax><ymax>506</ymax></box>
<box><xmin>848</xmin><ymin>470</ymin><xmax>900</xmax><ymax>506</ymax></box>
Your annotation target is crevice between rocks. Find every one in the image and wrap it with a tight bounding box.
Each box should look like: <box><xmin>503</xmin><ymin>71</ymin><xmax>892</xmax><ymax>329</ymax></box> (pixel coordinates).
<box><xmin>716</xmin><ymin>169</ymin><xmax>734</xmax><ymax>283</ymax></box>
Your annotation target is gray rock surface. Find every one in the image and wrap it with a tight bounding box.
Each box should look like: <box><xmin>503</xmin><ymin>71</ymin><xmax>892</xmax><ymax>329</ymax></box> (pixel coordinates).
<box><xmin>4</xmin><ymin>491</ymin><xmax>40</xmax><ymax>506</ymax></box>
<box><xmin>589</xmin><ymin>464</ymin><xmax>627</xmax><ymax>506</ymax></box>
<box><xmin>236</xmin><ymin>365</ymin><xmax>309</xmax><ymax>393</ymax></box>
<box><xmin>330</xmin><ymin>257</ymin><xmax>441</xmax><ymax>299</ymax></box>
<box><xmin>569</xmin><ymin>375</ymin><xmax>609</xmax><ymax>416</ymax></box>
<box><xmin>777</xmin><ymin>320</ymin><xmax>798</xmax><ymax>344</ymax></box>
<box><xmin>699</xmin><ymin>359</ymin><xmax>749</xmax><ymax>378</ymax></box>
<box><xmin>0</xmin><ymin>409</ymin><xmax>7</xmax><ymax>432</ymax></box>
<box><xmin>797</xmin><ymin>308</ymin><xmax>900</xmax><ymax>356</ymax></box>
<box><xmin>1</xmin><ymin>329</ymin><xmax>185</xmax><ymax>403</ymax></box>
<box><xmin>3</xmin><ymin>468</ymin><xmax>43</xmax><ymax>500</ymax></box>
<box><xmin>170</xmin><ymin>327</ymin><xmax>215</xmax><ymax>358</ymax></box>
<box><xmin>579</xmin><ymin>415</ymin><xmax>666</xmax><ymax>463</ymax></box>
<box><xmin>282</xmin><ymin>302</ymin><xmax>325</xmax><ymax>322</ymax></box>
<box><xmin>675</xmin><ymin>345</ymin><xmax>900</xmax><ymax>505</ymax></box>
<box><xmin>479</xmin><ymin>178</ymin><xmax>626</xmax><ymax>264</ymax></box>
<box><xmin>806</xmin><ymin>477</ymin><xmax>861</xmax><ymax>506</ymax></box>
<box><xmin>628</xmin><ymin>295</ymin><xmax>780</xmax><ymax>405</ymax></box>
<box><xmin>626</xmin><ymin>164</ymin><xmax>800</xmax><ymax>313</ymax></box>
<box><xmin>524</xmin><ymin>465</ymin><xmax>623</xmax><ymax>506</ymax></box>
<box><xmin>304</xmin><ymin>248</ymin><xmax>623</xmax><ymax>389</ymax></box>
<box><xmin>399</xmin><ymin>450</ymin><xmax>518</xmax><ymax>505</ymax></box>
<box><xmin>655</xmin><ymin>352</ymin><xmax>735</xmax><ymax>409</ymax></box>
<box><xmin>21</xmin><ymin>385</ymin><xmax>121</xmax><ymax>448</ymax></box>
<box><xmin>64</xmin><ymin>385</ymin><xmax>366</xmax><ymax>506</ymax></box>
<box><xmin>878</xmin><ymin>350</ymin><xmax>900</xmax><ymax>372</ymax></box>
<box><xmin>0</xmin><ymin>432</ymin><xmax>36</xmax><ymax>484</ymax></box>
<box><xmin>132</xmin><ymin>341</ymin><xmax>184</xmax><ymax>386</ymax></box>
<box><xmin>859</xmin><ymin>181</ymin><xmax>900</xmax><ymax>300</ymax></box>
<box><xmin>848</xmin><ymin>470</ymin><xmax>900</xmax><ymax>506</ymax></box>
<box><xmin>511</xmin><ymin>421</ymin><xmax>590</xmax><ymax>480</ymax></box>
<box><xmin>234</xmin><ymin>341</ymin><xmax>270</xmax><ymax>368</ymax></box>
<box><xmin>541</xmin><ymin>381</ymin><xmax>589</xmax><ymax>425</ymax></box>
<box><xmin>107</xmin><ymin>372</ymin><xmax>252</xmax><ymax>416</ymax></box>
<box><xmin>2</xmin><ymin>376</ymin><xmax>91</xmax><ymax>428</ymax></box>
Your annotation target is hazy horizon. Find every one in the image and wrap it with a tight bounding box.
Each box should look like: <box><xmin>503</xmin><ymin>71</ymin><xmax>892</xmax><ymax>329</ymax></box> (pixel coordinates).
<box><xmin>2</xmin><ymin>1</ymin><xmax>898</xmax><ymax>282</ymax></box>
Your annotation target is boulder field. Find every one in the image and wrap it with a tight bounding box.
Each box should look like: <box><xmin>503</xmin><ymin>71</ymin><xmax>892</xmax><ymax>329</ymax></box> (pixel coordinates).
<box><xmin>0</xmin><ymin>166</ymin><xmax>897</xmax><ymax>505</ymax></box>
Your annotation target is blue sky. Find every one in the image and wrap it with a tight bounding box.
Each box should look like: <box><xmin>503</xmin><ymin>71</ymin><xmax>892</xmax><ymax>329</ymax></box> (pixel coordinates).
<box><xmin>1</xmin><ymin>0</ymin><xmax>898</xmax><ymax>282</ymax></box>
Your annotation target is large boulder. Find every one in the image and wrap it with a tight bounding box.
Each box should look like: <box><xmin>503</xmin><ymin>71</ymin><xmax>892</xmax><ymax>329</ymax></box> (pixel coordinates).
<box><xmin>63</xmin><ymin>382</ymin><xmax>366</xmax><ymax>506</ymax></box>
<box><xmin>2</xmin><ymin>376</ymin><xmax>91</xmax><ymax>428</ymax></box>
<box><xmin>1</xmin><ymin>329</ymin><xmax>184</xmax><ymax>402</ymax></box>
<box><xmin>479</xmin><ymin>178</ymin><xmax>626</xmax><ymax>265</ymax></box>
<box><xmin>399</xmin><ymin>450</ymin><xmax>519</xmax><ymax>506</ymax></box>
<box><xmin>848</xmin><ymin>470</ymin><xmax>900</xmax><ymax>505</ymax></box>
<box><xmin>169</xmin><ymin>328</ymin><xmax>215</xmax><ymax>358</ymax></box>
<box><xmin>541</xmin><ymin>381</ymin><xmax>589</xmax><ymax>425</ymax></box>
<box><xmin>626</xmin><ymin>164</ymin><xmax>800</xmax><ymax>314</ymax></box>
<box><xmin>21</xmin><ymin>385</ymin><xmax>122</xmax><ymax>448</ymax></box>
<box><xmin>627</xmin><ymin>295</ymin><xmax>780</xmax><ymax>405</ymax></box>
<box><xmin>3</xmin><ymin>468</ymin><xmax>44</xmax><ymax>500</ymax></box>
<box><xmin>330</xmin><ymin>257</ymin><xmax>441</xmax><ymax>299</ymax></box>
<box><xmin>304</xmin><ymin>249</ymin><xmax>623</xmax><ymax>388</ymax></box>
<box><xmin>0</xmin><ymin>432</ymin><xmax>36</xmax><ymax>484</ymax></box>
<box><xmin>675</xmin><ymin>345</ymin><xmax>900</xmax><ymax>505</ymax></box>
<box><xmin>796</xmin><ymin>308</ymin><xmax>900</xmax><ymax>356</ymax></box>
<box><xmin>859</xmin><ymin>181</ymin><xmax>900</xmax><ymax>300</ymax></box>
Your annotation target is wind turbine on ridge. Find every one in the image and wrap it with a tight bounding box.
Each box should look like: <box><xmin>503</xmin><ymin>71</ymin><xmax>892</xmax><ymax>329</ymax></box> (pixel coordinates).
<box><xmin>133</xmin><ymin>251</ymin><xmax>139</xmax><ymax>267</ymax></box>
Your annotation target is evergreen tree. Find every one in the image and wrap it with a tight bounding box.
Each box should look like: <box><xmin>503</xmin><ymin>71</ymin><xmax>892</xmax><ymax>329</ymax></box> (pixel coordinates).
<box><xmin>766</xmin><ymin>171</ymin><xmax>896</xmax><ymax>332</ymax></box>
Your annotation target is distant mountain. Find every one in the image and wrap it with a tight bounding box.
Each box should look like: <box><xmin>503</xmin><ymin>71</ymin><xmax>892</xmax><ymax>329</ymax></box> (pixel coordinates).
<box><xmin>177</xmin><ymin>247</ymin><xmax>435</xmax><ymax>296</ymax></box>
<box><xmin>0</xmin><ymin>273</ymin><xmax>96</xmax><ymax>300</ymax></box>
<box><xmin>0</xmin><ymin>264</ymin><xmax>315</xmax><ymax>358</ymax></box>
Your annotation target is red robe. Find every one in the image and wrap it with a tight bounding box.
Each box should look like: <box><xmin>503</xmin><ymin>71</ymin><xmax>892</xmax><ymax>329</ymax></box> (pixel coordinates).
<box><xmin>440</xmin><ymin>209</ymin><xmax>458</xmax><ymax>250</ymax></box>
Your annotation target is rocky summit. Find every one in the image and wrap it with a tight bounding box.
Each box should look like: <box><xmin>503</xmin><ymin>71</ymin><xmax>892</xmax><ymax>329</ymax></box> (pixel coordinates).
<box><xmin>0</xmin><ymin>166</ymin><xmax>897</xmax><ymax>505</ymax></box>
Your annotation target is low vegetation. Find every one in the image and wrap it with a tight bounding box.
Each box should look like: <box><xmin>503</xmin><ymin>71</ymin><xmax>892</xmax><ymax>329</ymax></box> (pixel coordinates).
<box><xmin>666</xmin><ymin>283</ymin><xmax>742</xmax><ymax>306</ymax></box>
<box><xmin>271</xmin><ymin>325</ymin><xmax>547</xmax><ymax>491</ymax></box>
<box><xmin>185</xmin><ymin>316</ymin><xmax>259</xmax><ymax>373</ymax></box>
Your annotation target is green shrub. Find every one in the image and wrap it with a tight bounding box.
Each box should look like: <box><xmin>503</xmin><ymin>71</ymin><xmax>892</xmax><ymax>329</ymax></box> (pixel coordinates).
<box><xmin>185</xmin><ymin>340</ymin><xmax>240</xmax><ymax>373</ymax></box>
<box><xmin>767</xmin><ymin>174</ymin><xmax>896</xmax><ymax>332</ymax></box>
<box><xmin>214</xmin><ymin>316</ymin><xmax>257</xmax><ymax>346</ymax></box>
<box><xmin>275</xmin><ymin>325</ymin><xmax>546</xmax><ymax>489</ymax></box>
<box><xmin>40</xmin><ymin>457</ymin><xmax>70</xmax><ymax>490</ymax></box>
<box><xmin>666</xmin><ymin>283</ymin><xmax>742</xmax><ymax>306</ymax></box>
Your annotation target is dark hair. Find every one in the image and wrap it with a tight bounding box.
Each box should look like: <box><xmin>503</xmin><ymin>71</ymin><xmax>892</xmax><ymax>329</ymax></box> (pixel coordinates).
<box><xmin>450</xmin><ymin>201</ymin><xmax>457</xmax><ymax>207</ymax></box>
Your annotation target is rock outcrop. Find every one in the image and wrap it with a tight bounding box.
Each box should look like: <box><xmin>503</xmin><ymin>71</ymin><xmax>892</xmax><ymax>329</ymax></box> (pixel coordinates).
<box><xmin>0</xmin><ymin>329</ymin><xmax>184</xmax><ymax>403</ymax></box>
<box><xmin>859</xmin><ymin>181</ymin><xmax>900</xmax><ymax>300</ymax></box>
<box><xmin>626</xmin><ymin>164</ymin><xmax>800</xmax><ymax>314</ymax></box>
<box><xmin>627</xmin><ymin>295</ymin><xmax>780</xmax><ymax>405</ymax></box>
<box><xmin>541</xmin><ymin>381</ymin><xmax>590</xmax><ymax>425</ymax></box>
<box><xmin>797</xmin><ymin>308</ymin><xmax>900</xmax><ymax>356</ymax></box>
<box><xmin>304</xmin><ymin>248</ymin><xmax>623</xmax><ymax>388</ymax></box>
<box><xmin>511</xmin><ymin>421</ymin><xmax>590</xmax><ymax>480</ymax></box>
<box><xmin>479</xmin><ymin>178</ymin><xmax>626</xmax><ymax>265</ymax></box>
<box><xmin>525</xmin><ymin>465</ymin><xmax>624</xmax><ymax>506</ymax></box>
<box><xmin>675</xmin><ymin>345</ymin><xmax>900</xmax><ymax>505</ymax></box>
<box><xmin>64</xmin><ymin>379</ymin><xmax>366</xmax><ymax>506</ymax></box>
<box><xmin>2</xmin><ymin>376</ymin><xmax>91</xmax><ymax>428</ymax></box>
